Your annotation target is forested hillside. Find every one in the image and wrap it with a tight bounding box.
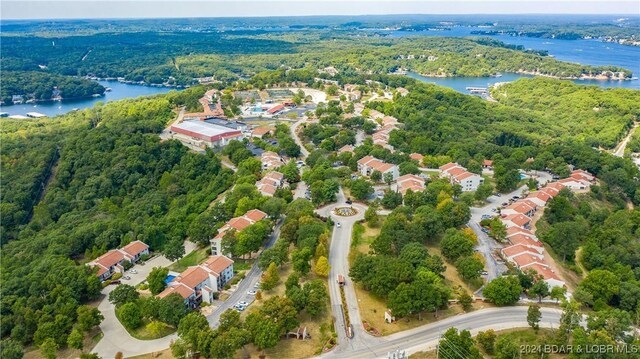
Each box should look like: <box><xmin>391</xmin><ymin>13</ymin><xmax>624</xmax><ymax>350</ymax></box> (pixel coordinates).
<box><xmin>1</xmin><ymin>32</ymin><xmax>631</xmax><ymax>87</ymax></box>
<box><xmin>491</xmin><ymin>77</ymin><xmax>640</xmax><ymax>148</ymax></box>
<box><xmin>1</xmin><ymin>71</ymin><xmax>105</xmax><ymax>104</ymax></box>
<box><xmin>0</xmin><ymin>96</ymin><xmax>234</xmax><ymax>346</ymax></box>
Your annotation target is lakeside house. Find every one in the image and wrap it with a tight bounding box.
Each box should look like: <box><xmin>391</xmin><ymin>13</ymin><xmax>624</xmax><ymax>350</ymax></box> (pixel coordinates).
<box><xmin>89</xmin><ymin>241</ymin><xmax>149</xmax><ymax>281</ymax></box>
<box><xmin>158</xmin><ymin>255</ymin><xmax>234</xmax><ymax>308</ymax></box>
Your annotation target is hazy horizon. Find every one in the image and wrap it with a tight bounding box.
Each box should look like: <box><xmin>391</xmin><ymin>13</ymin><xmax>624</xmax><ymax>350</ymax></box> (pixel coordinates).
<box><xmin>2</xmin><ymin>1</ymin><xmax>639</xmax><ymax>20</ymax></box>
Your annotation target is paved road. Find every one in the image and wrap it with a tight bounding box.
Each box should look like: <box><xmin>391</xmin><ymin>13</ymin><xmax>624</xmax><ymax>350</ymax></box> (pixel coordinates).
<box><xmin>613</xmin><ymin>122</ymin><xmax>639</xmax><ymax>157</ymax></box>
<box><xmin>319</xmin><ymin>306</ymin><xmax>563</xmax><ymax>358</ymax></box>
<box><xmin>290</xmin><ymin>118</ymin><xmax>310</xmax><ymax>158</ymax></box>
<box><xmin>316</xmin><ymin>189</ymin><xmax>380</xmax><ymax>353</ymax></box>
<box><xmin>92</xmin><ymin>241</ymin><xmax>197</xmax><ymax>358</ymax></box>
<box><xmin>207</xmin><ymin>218</ymin><xmax>283</xmax><ymax>326</ymax></box>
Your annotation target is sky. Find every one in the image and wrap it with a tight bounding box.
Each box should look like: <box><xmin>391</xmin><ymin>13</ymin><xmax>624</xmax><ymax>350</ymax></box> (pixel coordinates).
<box><xmin>2</xmin><ymin>0</ymin><xmax>639</xmax><ymax>20</ymax></box>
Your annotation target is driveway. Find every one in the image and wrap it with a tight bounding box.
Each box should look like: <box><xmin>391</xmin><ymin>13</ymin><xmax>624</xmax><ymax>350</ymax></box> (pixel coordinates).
<box><xmin>207</xmin><ymin>219</ymin><xmax>283</xmax><ymax>326</ymax></box>
<box><xmin>469</xmin><ymin>185</ymin><xmax>528</xmax><ymax>288</ymax></box>
<box><xmin>315</xmin><ymin>188</ymin><xmax>380</xmax><ymax>353</ymax></box>
<box><xmin>92</xmin><ymin>241</ymin><xmax>197</xmax><ymax>358</ymax></box>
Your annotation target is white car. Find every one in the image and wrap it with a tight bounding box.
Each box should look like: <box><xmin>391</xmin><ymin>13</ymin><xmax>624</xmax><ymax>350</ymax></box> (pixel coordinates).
<box><xmin>238</xmin><ymin>301</ymin><xmax>249</xmax><ymax>307</ymax></box>
<box><xmin>129</xmin><ymin>269</ymin><xmax>138</xmax><ymax>274</ymax></box>
<box><xmin>336</xmin><ymin>222</ymin><xmax>341</xmax><ymax>228</ymax></box>
<box><xmin>248</xmin><ymin>290</ymin><xmax>257</xmax><ymax>295</ymax></box>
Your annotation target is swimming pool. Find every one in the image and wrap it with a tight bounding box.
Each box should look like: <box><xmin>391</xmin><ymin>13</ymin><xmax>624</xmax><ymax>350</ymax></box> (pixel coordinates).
<box><xmin>164</xmin><ymin>274</ymin><xmax>176</xmax><ymax>284</ymax></box>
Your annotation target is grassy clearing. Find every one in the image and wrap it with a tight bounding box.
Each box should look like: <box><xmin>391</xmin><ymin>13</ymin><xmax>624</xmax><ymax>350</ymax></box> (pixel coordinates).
<box><xmin>426</xmin><ymin>245</ymin><xmax>477</xmax><ymax>295</ymax></box>
<box><xmin>354</xmin><ymin>282</ymin><xmax>490</xmax><ymax>336</ymax></box>
<box><xmin>240</xmin><ymin>261</ymin><xmax>335</xmax><ymax>359</ymax></box>
<box><xmin>233</xmin><ymin>258</ymin><xmax>255</xmax><ymax>271</ymax></box>
<box><xmin>24</xmin><ymin>328</ymin><xmax>104</xmax><ymax>359</ymax></box>
<box><xmin>169</xmin><ymin>246</ymin><xmax>210</xmax><ymax>272</ymax></box>
<box><xmin>115</xmin><ymin>309</ymin><xmax>176</xmax><ymax>340</ymax></box>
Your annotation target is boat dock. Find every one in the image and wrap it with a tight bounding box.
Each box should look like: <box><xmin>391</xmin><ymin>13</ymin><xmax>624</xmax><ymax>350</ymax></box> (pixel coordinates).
<box><xmin>26</xmin><ymin>112</ymin><xmax>47</xmax><ymax>118</ymax></box>
<box><xmin>465</xmin><ymin>87</ymin><xmax>489</xmax><ymax>94</ymax></box>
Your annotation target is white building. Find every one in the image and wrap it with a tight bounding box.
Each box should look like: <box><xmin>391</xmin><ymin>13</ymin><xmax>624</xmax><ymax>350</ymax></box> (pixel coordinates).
<box><xmin>356</xmin><ymin>156</ymin><xmax>399</xmax><ymax>180</ymax></box>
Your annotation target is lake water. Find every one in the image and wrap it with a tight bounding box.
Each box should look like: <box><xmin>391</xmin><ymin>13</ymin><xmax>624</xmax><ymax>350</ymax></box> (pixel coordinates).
<box><xmin>388</xmin><ymin>27</ymin><xmax>640</xmax><ymax>91</ymax></box>
<box><xmin>0</xmin><ymin>80</ymin><xmax>175</xmax><ymax>117</ymax></box>
<box><xmin>2</xmin><ymin>27</ymin><xmax>637</xmax><ymax>118</ymax></box>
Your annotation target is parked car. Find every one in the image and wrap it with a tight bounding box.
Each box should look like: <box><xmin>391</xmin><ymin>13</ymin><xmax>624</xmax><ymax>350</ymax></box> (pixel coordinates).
<box><xmin>248</xmin><ymin>290</ymin><xmax>257</xmax><ymax>295</ymax></box>
<box><xmin>234</xmin><ymin>305</ymin><xmax>246</xmax><ymax>312</ymax></box>
<box><xmin>129</xmin><ymin>269</ymin><xmax>138</xmax><ymax>274</ymax></box>
<box><xmin>336</xmin><ymin>222</ymin><xmax>341</xmax><ymax>228</ymax></box>
<box><xmin>512</xmin><ymin>195</ymin><xmax>520</xmax><ymax>199</ymax></box>
<box><xmin>123</xmin><ymin>276</ymin><xmax>131</xmax><ymax>280</ymax></box>
<box><xmin>238</xmin><ymin>301</ymin><xmax>249</xmax><ymax>307</ymax></box>
<box><xmin>345</xmin><ymin>199</ymin><xmax>352</xmax><ymax>205</ymax></box>
<box><xmin>501</xmin><ymin>202</ymin><xmax>509</xmax><ymax>206</ymax></box>
<box><xmin>110</xmin><ymin>280</ymin><xmax>121</xmax><ymax>285</ymax></box>
<box><xmin>481</xmin><ymin>271</ymin><xmax>489</xmax><ymax>276</ymax></box>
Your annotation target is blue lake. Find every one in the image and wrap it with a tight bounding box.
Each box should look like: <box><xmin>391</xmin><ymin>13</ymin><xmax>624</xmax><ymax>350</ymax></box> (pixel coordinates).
<box><xmin>2</xmin><ymin>27</ymin><xmax>637</xmax><ymax>118</ymax></box>
<box><xmin>0</xmin><ymin>80</ymin><xmax>176</xmax><ymax>117</ymax></box>
<box><xmin>388</xmin><ymin>27</ymin><xmax>640</xmax><ymax>90</ymax></box>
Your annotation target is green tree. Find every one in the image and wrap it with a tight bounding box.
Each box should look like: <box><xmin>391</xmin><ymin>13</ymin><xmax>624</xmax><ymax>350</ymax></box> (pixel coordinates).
<box><xmin>383</xmin><ymin>172</ymin><xmax>394</xmax><ymax>186</ymax></box>
<box><xmin>458</xmin><ymin>292</ymin><xmax>473</xmax><ymax>312</ymax></box>
<box><xmin>455</xmin><ymin>256</ymin><xmax>484</xmax><ymax>281</ymax></box>
<box><xmin>381</xmin><ymin>191</ymin><xmax>403</xmax><ymax>209</ymax></box>
<box><xmin>476</xmin><ymin>329</ymin><xmax>496</xmax><ymax>354</ymax></box>
<box><xmin>292</xmin><ymin>247</ymin><xmax>312</xmax><ymax>275</ymax></box>
<box><xmin>76</xmin><ymin>305</ymin><xmax>104</xmax><ymax>333</ymax></box>
<box><xmin>163</xmin><ymin>239</ymin><xmax>185</xmax><ymax>262</ymax></box>
<box><xmin>483</xmin><ymin>276</ymin><xmax>522</xmax><ymax>306</ymax></box>
<box><xmin>39</xmin><ymin>338</ymin><xmax>58</xmax><ymax>359</ymax></box>
<box><xmin>495</xmin><ymin>335</ymin><xmax>520</xmax><ymax>359</ymax></box>
<box><xmin>364</xmin><ymin>205</ymin><xmax>379</xmax><ymax>226</ymax></box>
<box><xmin>177</xmin><ymin>312</ymin><xmax>210</xmax><ymax>352</ymax></box>
<box><xmin>350</xmin><ymin>178</ymin><xmax>374</xmax><ymax>201</ymax></box>
<box><xmin>148</xmin><ymin>267</ymin><xmax>169</xmax><ymax>295</ymax></box>
<box><xmin>118</xmin><ymin>302</ymin><xmax>142</xmax><ymax>329</ymax></box>
<box><xmin>108</xmin><ymin>284</ymin><xmax>140</xmax><ymax>307</ymax></box>
<box><xmin>67</xmin><ymin>328</ymin><xmax>84</xmax><ymax>350</ymax></box>
<box><xmin>314</xmin><ymin>256</ymin><xmax>330</xmax><ymax>277</ymax></box>
<box><xmin>370</xmin><ymin>170</ymin><xmax>382</xmax><ymax>182</ymax></box>
<box><xmin>0</xmin><ymin>339</ymin><xmax>24</xmax><ymax>359</ymax></box>
<box><xmin>529</xmin><ymin>280</ymin><xmax>550</xmax><ymax>302</ymax></box>
<box><xmin>440</xmin><ymin>229</ymin><xmax>474</xmax><ymax>262</ymax></box>
<box><xmin>527</xmin><ymin>305</ymin><xmax>542</xmax><ymax>331</ymax></box>
<box><xmin>474</xmin><ymin>182</ymin><xmax>494</xmax><ymax>202</ymax></box>
<box><xmin>158</xmin><ymin>294</ymin><xmax>188</xmax><ymax>327</ymax></box>
<box><xmin>550</xmin><ymin>286</ymin><xmax>567</xmax><ymax>303</ymax></box>
<box><xmin>579</xmin><ymin>269</ymin><xmax>620</xmax><ymax>306</ymax></box>
<box><xmin>261</xmin><ymin>262</ymin><xmax>280</xmax><ymax>291</ymax></box>
<box><xmin>438</xmin><ymin>328</ymin><xmax>482</xmax><ymax>359</ymax></box>
<box><xmin>246</xmin><ymin>313</ymin><xmax>280</xmax><ymax>350</ymax></box>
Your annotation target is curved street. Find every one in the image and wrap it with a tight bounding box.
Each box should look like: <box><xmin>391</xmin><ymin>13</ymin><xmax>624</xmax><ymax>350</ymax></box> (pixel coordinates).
<box><xmin>319</xmin><ymin>306</ymin><xmax>563</xmax><ymax>358</ymax></box>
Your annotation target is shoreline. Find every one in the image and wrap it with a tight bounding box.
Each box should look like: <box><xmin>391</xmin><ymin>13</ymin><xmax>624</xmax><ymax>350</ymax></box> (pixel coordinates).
<box><xmin>416</xmin><ymin>71</ymin><xmax>636</xmax><ymax>82</ymax></box>
<box><xmin>3</xmin><ymin>93</ymin><xmax>106</xmax><ymax>107</ymax></box>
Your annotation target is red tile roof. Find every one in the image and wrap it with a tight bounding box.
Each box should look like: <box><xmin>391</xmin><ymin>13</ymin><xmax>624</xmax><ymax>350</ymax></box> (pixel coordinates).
<box><xmin>506</xmin><ymin>227</ymin><xmax>535</xmax><ymax>237</ymax></box>
<box><xmin>121</xmin><ymin>240</ymin><xmax>149</xmax><ymax>257</ymax></box>
<box><xmin>94</xmin><ymin>250</ymin><xmax>126</xmax><ymax>269</ymax></box>
<box><xmin>227</xmin><ymin>217</ymin><xmax>253</xmax><ymax>231</ymax></box>
<box><xmin>203</xmin><ymin>255</ymin><xmax>234</xmax><ymax>274</ymax></box>
<box><xmin>175</xmin><ymin>266</ymin><xmax>210</xmax><ymax>289</ymax></box>
<box><xmin>244</xmin><ymin>209</ymin><xmax>267</xmax><ymax>223</ymax></box>
<box><xmin>503</xmin><ymin>214</ymin><xmax>531</xmax><ymax>227</ymax></box>
<box><xmin>439</xmin><ymin>162</ymin><xmax>460</xmax><ymax>171</ymax></box>
<box><xmin>502</xmin><ymin>244</ymin><xmax>541</xmax><ymax>258</ymax></box>
<box><xmin>409</xmin><ymin>153</ymin><xmax>424</xmax><ymax>162</ymax></box>
<box><xmin>512</xmin><ymin>253</ymin><xmax>545</xmax><ymax>268</ymax></box>
<box><xmin>525</xmin><ymin>263</ymin><xmax>562</xmax><ymax>282</ymax></box>
<box><xmin>508</xmin><ymin>233</ymin><xmax>542</xmax><ymax>249</ymax></box>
